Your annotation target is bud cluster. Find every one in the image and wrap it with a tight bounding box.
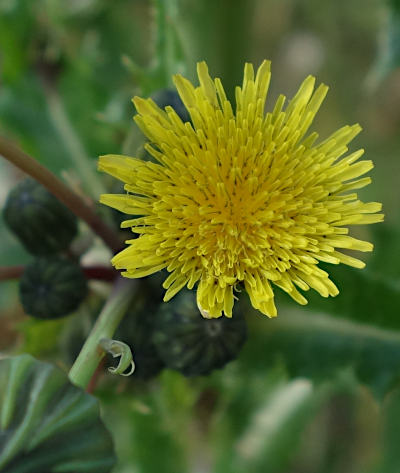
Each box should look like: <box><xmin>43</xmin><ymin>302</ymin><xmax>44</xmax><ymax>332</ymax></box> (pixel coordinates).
<box><xmin>3</xmin><ymin>178</ymin><xmax>88</xmax><ymax>319</ymax></box>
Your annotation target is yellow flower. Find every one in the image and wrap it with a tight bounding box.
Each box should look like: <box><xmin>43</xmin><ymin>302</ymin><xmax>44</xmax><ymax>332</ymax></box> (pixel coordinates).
<box><xmin>98</xmin><ymin>61</ymin><xmax>383</xmax><ymax>319</ymax></box>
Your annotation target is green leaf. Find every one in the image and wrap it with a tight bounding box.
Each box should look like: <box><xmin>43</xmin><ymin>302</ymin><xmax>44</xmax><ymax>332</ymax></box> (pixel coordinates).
<box><xmin>17</xmin><ymin>317</ymin><xmax>69</xmax><ymax>358</ymax></box>
<box><xmin>209</xmin><ymin>356</ymin><xmax>363</xmax><ymax>473</ymax></box>
<box><xmin>244</xmin><ymin>308</ymin><xmax>400</xmax><ymax>398</ymax></box>
<box><xmin>215</xmin><ymin>378</ymin><xmax>352</xmax><ymax>473</ymax></box>
<box><xmin>371</xmin><ymin>387</ymin><xmax>400</xmax><ymax>473</ymax></box>
<box><xmin>303</xmin><ymin>263</ymin><xmax>400</xmax><ymax>332</ymax></box>
<box><xmin>0</xmin><ymin>354</ymin><xmax>116</xmax><ymax>473</ymax></box>
<box><xmin>368</xmin><ymin>223</ymin><xmax>400</xmax><ymax>281</ymax></box>
<box><xmin>100</xmin><ymin>373</ymin><xmax>191</xmax><ymax>473</ymax></box>
<box><xmin>272</xmin><ymin>226</ymin><xmax>400</xmax><ymax>333</ymax></box>
<box><xmin>0</xmin><ymin>80</ymin><xmax>71</xmax><ymax>175</ymax></box>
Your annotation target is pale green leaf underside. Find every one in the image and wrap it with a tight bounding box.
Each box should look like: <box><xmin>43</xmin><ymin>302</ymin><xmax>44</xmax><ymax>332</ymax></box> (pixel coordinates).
<box><xmin>0</xmin><ymin>354</ymin><xmax>116</xmax><ymax>473</ymax></box>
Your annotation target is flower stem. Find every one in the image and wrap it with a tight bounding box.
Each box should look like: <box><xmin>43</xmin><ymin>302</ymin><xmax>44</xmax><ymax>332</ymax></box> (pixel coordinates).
<box><xmin>0</xmin><ymin>136</ymin><xmax>122</xmax><ymax>253</ymax></box>
<box><xmin>0</xmin><ymin>265</ymin><xmax>25</xmax><ymax>281</ymax></box>
<box><xmin>69</xmin><ymin>277</ymin><xmax>136</xmax><ymax>390</ymax></box>
<box><xmin>83</xmin><ymin>265</ymin><xmax>118</xmax><ymax>282</ymax></box>
<box><xmin>0</xmin><ymin>264</ymin><xmax>117</xmax><ymax>282</ymax></box>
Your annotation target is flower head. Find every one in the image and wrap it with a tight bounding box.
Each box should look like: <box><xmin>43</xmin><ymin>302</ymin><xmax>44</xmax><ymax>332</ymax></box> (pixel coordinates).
<box><xmin>98</xmin><ymin>61</ymin><xmax>383</xmax><ymax>318</ymax></box>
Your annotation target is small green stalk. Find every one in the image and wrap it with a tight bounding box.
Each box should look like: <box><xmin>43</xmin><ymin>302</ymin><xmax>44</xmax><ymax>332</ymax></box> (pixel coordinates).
<box><xmin>69</xmin><ymin>277</ymin><xmax>136</xmax><ymax>390</ymax></box>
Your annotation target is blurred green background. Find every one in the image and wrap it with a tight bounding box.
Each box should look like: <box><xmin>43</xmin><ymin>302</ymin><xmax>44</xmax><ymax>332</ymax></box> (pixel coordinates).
<box><xmin>1</xmin><ymin>0</ymin><xmax>400</xmax><ymax>472</ymax></box>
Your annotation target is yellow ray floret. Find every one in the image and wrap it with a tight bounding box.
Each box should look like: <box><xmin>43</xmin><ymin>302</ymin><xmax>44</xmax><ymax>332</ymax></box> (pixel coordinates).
<box><xmin>98</xmin><ymin>60</ymin><xmax>383</xmax><ymax>318</ymax></box>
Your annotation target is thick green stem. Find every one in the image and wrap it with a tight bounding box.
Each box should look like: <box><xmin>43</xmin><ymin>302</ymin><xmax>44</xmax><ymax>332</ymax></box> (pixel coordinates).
<box><xmin>0</xmin><ymin>136</ymin><xmax>122</xmax><ymax>253</ymax></box>
<box><xmin>69</xmin><ymin>277</ymin><xmax>136</xmax><ymax>389</ymax></box>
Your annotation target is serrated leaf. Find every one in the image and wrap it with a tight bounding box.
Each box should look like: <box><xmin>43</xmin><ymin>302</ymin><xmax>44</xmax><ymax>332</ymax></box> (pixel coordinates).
<box><xmin>211</xmin><ymin>362</ymin><xmax>359</xmax><ymax>473</ymax></box>
<box><xmin>0</xmin><ymin>354</ymin><xmax>116</xmax><ymax>473</ymax></box>
<box><xmin>244</xmin><ymin>308</ymin><xmax>400</xmax><ymax>398</ymax></box>
<box><xmin>304</xmin><ymin>263</ymin><xmax>400</xmax><ymax>332</ymax></box>
<box><xmin>221</xmin><ymin>380</ymin><xmax>329</xmax><ymax>473</ymax></box>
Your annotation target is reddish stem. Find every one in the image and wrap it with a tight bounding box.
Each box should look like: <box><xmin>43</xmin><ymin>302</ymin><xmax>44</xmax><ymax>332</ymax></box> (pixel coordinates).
<box><xmin>0</xmin><ymin>136</ymin><xmax>122</xmax><ymax>253</ymax></box>
<box><xmin>0</xmin><ymin>264</ymin><xmax>117</xmax><ymax>282</ymax></box>
<box><xmin>0</xmin><ymin>265</ymin><xmax>24</xmax><ymax>281</ymax></box>
<box><xmin>86</xmin><ymin>358</ymin><xmax>106</xmax><ymax>394</ymax></box>
<box><xmin>83</xmin><ymin>265</ymin><xmax>117</xmax><ymax>282</ymax></box>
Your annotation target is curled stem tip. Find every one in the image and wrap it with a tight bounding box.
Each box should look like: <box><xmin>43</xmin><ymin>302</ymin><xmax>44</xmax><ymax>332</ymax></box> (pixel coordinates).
<box><xmin>68</xmin><ymin>278</ymin><xmax>136</xmax><ymax>389</ymax></box>
<box><xmin>100</xmin><ymin>338</ymin><xmax>135</xmax><ymax>377</ymax></box>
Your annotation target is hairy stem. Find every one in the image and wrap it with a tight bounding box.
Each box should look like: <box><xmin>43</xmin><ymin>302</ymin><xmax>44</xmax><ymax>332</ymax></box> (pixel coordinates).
<box><xmin>0</xmin><ymin>136</ymin><xmax>122</xmax><ymax>253</ymax></box>
<box><xmin>69</xmin><ymin>277</ymin><xmax>136</xmax><ymax>389</ymax></box>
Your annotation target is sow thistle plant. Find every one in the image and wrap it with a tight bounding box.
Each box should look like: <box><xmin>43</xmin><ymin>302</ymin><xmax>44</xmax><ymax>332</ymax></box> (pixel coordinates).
<box><xmin>0</xmin><ymin>60</ymin><xmax>383</xmax><ymax>471</ymax></box>
<box><xmin>99</xmin><ymin>60</ymin><xmax>383</xmax><ymax>319</ymax></box>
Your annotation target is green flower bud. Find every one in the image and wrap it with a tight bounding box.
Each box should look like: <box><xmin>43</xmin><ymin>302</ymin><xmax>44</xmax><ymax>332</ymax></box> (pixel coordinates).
<box><xmin>153</xmin><ymin>290</ymin><xmax>247</xmax><ymax>376</ymax></box>
<box><xmin>19</xmin><ymin>257</ymin><xmax>88</xmax><ymax>319</ymax></box>
<box><xmin>3</xmin><ymin>178</ymin><xmax>78</xmax><ymax>255</ymax></box>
